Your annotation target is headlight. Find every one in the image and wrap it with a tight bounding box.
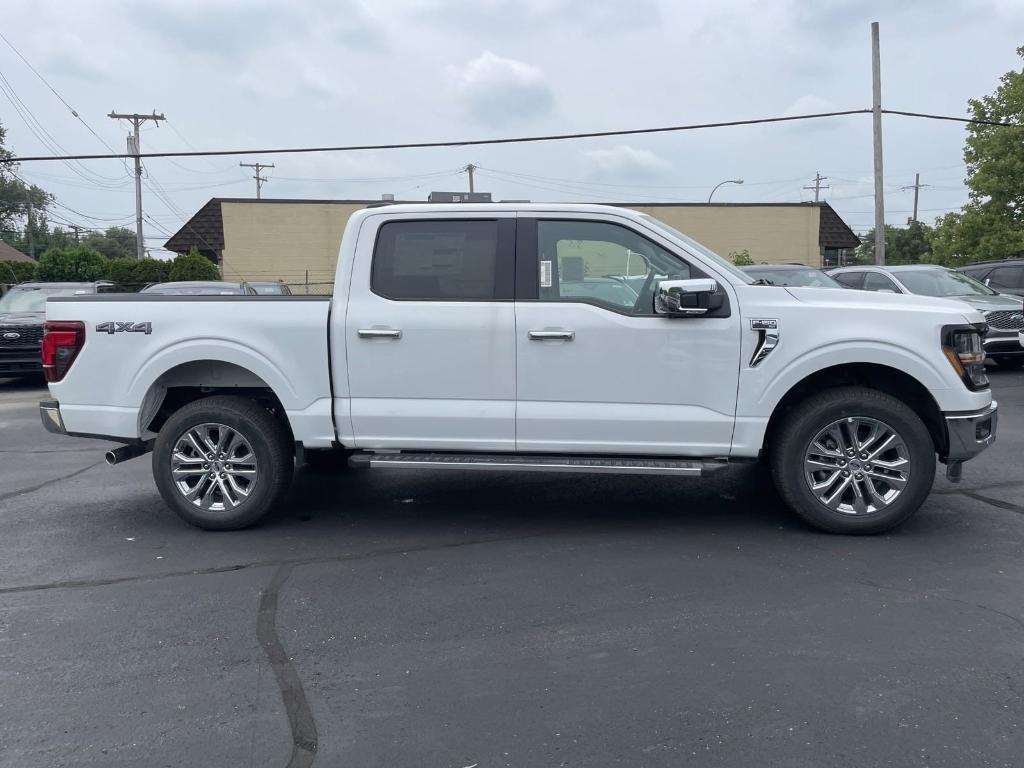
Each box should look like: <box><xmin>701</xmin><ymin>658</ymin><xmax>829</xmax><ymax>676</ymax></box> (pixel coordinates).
<box><xmin>943</xmin><ymin>326</ymin><xmax>989</xmax><ymax>390</ymax></box>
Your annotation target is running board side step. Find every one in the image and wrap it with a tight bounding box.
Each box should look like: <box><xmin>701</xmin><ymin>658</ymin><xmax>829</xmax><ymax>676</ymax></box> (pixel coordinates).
<box><xmin>348</xmin><ymin>452</ymin><xmax>728</xmax><ymax>477</ymax></box>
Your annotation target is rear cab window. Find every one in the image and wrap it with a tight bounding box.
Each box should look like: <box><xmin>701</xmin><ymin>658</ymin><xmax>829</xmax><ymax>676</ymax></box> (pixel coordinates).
<box><xmin>371</xmin><ymin>219</ymin><xmax>514</xmax><ymax>300</ymax></box>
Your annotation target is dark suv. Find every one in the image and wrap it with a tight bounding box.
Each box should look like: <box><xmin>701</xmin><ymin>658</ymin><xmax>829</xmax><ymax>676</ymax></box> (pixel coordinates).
<box><xmin>0</xmin><ymin>281</ymin><xmax>113</xmax><ymax>376</ymax></box>
<box><xmin>957</xmin><ymin>259</ymin><xmax>1024</xmax><ymax>298</ymax></box>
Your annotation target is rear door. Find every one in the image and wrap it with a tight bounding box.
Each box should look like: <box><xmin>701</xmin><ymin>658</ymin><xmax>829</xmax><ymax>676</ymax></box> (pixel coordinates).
<box><xmin>345</xmin><ymin>213</ymin><xmax>517</xmax><ymax>450</ymax></box>
<box><xmin>514</xmin><ymin>215</ymin><xmax>741</xmax><ymax>456</ymax></box>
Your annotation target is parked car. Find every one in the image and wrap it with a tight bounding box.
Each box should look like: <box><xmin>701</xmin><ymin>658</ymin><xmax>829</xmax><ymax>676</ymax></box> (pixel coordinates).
<box><xmin>41</xmin><ymin>204</ymin><xmax>996</xmax><ymax>535</ymax></box>
<box><xmin>140</xmin><ymin>281</ymin><xmax>257</xmax><ymax>295</ymax></box>
<box><xmin>0</xmin><ymin>281</ymin><xmax>113</xmax><ymax>377</ymax></box>
<box><xmin>742</xmin><ymin>264</ymin><xmax>844</xmax><ymax>288</ymax></box>
<box><xmin>247</xmin><ymin>281</ymin><xmax>293</xmax><ymax>296</ymax></box>
<box><xmin>957</xmin><ymin>259</ymin><xmax>1024</xmax><ymax>298</ymax></box>
<box><xmin>828</xmin><ymin>264</ymin><xmax>1024</xmax><ymax>369</ymax></box>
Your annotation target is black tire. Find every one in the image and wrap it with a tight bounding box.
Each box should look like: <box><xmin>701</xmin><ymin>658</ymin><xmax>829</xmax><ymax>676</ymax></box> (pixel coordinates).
<box><xmin>769</xmin><ymin>386</ymin><xmax>935</xmax><ymax>535</ymax></box>
<box><xmin>152</xmin><ymin>396</ymin><xmax>294</xmax><ymax>530</ymax></box>
<box><xmin>993</xmin><ymin>356</ymin><xmax>1024</xmax><ymax>370</ymax></box>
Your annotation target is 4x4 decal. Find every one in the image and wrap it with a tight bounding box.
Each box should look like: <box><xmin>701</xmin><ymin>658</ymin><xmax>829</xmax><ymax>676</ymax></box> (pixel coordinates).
<box><xmin>95</xmin><ymin>322</ymin><xmax>152</xmax><ymax>335</ymax></box>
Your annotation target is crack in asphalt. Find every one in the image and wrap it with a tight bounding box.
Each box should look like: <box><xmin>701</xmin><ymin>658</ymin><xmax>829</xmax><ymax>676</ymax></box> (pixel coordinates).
<box><xmin>0</xmin><ymin>530</ymin><xmax>559</xmax><ymax>596</ymax></box>
<box><xmin>257</xmin><ymin>563</ymin><xmax>318</xmax><ymax>768</ymax></box>
<box><xmin>959</xmin><ymin>491</ymin><xmax>1024</xmax><ymax>515</ymax></box>
<box><xmin>0</xmin><ymin>461</ymin><xmax>103</xmax><ymax>504</ymax></box>
<box><xmin>856</xmin><ymin>578</ymin><xmax>1024</xmax><ymax>633</ymax></box>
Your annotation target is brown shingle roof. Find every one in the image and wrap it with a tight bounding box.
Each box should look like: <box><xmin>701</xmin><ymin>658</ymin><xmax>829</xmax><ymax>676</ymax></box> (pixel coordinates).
<box><xmin>0</xmin><ymin>241</ymin><xmax>32</xmax><ymax>262</ymax></box>
<box><xmin>818</xmin><ymin>202</ymin><xmax>861</xmax><ymax>249</ymax></box>
<box><xmin>164</xmin><ymin>198</ymin><xmax>225</xmax><ymax>257</ymax></box>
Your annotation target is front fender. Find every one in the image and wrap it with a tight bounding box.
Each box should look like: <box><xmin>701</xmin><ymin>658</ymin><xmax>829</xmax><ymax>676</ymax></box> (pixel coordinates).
<box><xmin>751</xmin><ymin>340</ymin><xmax>954</xmax><ymax>415</ymax></box>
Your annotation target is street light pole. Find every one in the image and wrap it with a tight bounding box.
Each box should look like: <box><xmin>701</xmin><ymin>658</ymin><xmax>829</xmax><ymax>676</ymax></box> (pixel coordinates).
<box><xmin>708</xmin><ymin>179</ymin><xmax>744</xmax><ymax>203</ymax></box>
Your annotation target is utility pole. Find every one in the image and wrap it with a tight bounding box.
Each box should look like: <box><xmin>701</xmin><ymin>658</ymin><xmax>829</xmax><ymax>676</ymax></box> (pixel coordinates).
<box><xmin>803</xmin><ymin>172</ymin><xmax>830</xmax><ymax>202</ymax></box>
<box><xmin>68</xmin><ymin>224</ymin><xmax>85</xmax><ymax>243</ymax></box>
<box><xmin>899</xmin><ymin>173</ymin><xmax>930</xmax><ymax>223</ymax></box>
<box><xmin>108</xmin><ymin>110</ymin><xmax>165</xmax><ymax>259</ymax></box>
<box><xmin>463</xmin><ymin>163</ymin><xmax>477</xmax><ymax>194</ymax></box>
<box><xmin>25</xmin><ymin>196</ymin><xmax>34</xmax><ymax>259</ymax></box>
<box><xmin>870</xmin><ymin>22</ymin><xmax>885</xmax><ymax>265</ymax></box>
<box><xmin>240</xmin><ymin>161</ymin><xmax>275</xmax><ymax>199</ymax></box>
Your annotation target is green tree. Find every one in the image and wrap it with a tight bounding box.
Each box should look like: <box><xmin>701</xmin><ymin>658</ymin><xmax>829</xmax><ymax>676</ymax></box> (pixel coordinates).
<box><xmin>36</xmin><ymin>245</ymin><xmax>107</xmax><ymax>281</ymax></box>
<box><xmin>169</xmin><ymin>247</ymin><xmax>219</xmax><ymax>281</ymax></box>
<box><xmin>856</xmin><ymin>221</ymin><xmax>934</xmax><ymax>264</ymax></box>
<box><xmin>730</xmin><ymin>249</ymin><xmax>754</xmax><ymax>266</ymax></box>
<box><xmin>0</xmin><ymin>260</ymin><xmax>36</xmax><ymax>283</ymax></box>
<box><xmin>0</xmin><ymin>118</ymin><xmax>52</xmax><ymax>251</ymax></box>
<box><xmin>930</xmin><ymin>47</ymin><xmax>1024</xmax><ymax>262</ymax></box>
<box><xmin>82</xmin><ymin>227</ymin><xmax>138</xmax><ymax>260</ymax></box>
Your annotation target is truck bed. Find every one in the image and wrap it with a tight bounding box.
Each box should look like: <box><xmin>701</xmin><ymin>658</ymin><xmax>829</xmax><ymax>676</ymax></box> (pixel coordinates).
<box><xmin>45</xmin><ymin>294</ymin><xmax>335</xmax><ymax>446</ymax></box>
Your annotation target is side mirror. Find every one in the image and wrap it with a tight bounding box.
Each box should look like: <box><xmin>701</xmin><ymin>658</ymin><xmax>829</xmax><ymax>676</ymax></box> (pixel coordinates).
<box><xmin>655</xmin><ymin>278</ymin><xmax>722</xmax><ymax>316</ymax></box>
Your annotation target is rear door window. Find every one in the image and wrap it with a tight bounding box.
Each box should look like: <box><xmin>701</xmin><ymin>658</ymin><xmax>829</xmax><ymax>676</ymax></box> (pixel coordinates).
<box><xmin>371</xmin><ymin>219</ymin><xmax>512</xmax><ymax>300</ymax></box>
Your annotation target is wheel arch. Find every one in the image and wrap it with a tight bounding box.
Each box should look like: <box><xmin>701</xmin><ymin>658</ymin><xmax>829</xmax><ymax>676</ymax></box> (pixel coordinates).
<box><xmin>761</xmin><ymin>363</ymin><xmax>947</xmax><ymax>458</ymax></box>
<box><xmin>138</xmin><ymin>359</ymin><xmax>290</xmax><ymax>438</ymax></box>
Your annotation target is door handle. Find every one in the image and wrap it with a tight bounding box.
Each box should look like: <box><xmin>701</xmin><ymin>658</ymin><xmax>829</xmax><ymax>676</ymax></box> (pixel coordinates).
<box><xmin>528</xmin><ymin>330</ymin><xmax>575</xmax><ymax>341</ymax></box>
<box><xmin>358</xmin><ymin>328</ymin><xmax>402</xmax><ymax>339</ymax></box>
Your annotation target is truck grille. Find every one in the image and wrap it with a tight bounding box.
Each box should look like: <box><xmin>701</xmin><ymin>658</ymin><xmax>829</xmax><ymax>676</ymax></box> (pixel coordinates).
<box><xmin>0</xmin><ymin>325</ymin><xmax>43</xmax><ymax>346</ymax></box>
<box><xmin>984</xmin><ymin>310</ymin><xmax>1024</xmax><ymax>331</ymax></box>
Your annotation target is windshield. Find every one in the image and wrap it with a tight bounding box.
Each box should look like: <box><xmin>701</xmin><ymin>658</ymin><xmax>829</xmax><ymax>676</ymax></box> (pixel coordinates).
<box><xmin>0</xmin><ymin>287</ymin><xmax>83</xmax><ymax>314</ymax></box>
<box><xmin>745</xmin><ymin>268</ymin><xmax>842</xmax><ymax>288</ymax></box>
<box><xmin>895</xmin><ymin>269</ymin><xmax>997</xmax><ymax>298</ymax></box>
<box><xmin>638</xmin><ymin>214</ymin><xmax>754</xmax><ymax>284</ymax></box>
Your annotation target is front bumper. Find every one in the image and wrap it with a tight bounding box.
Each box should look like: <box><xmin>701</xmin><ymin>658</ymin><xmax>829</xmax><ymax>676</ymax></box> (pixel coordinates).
<box><xmin>944</xmin><ymin>401</ymin><xmax>998</xmax><ymax>462</ymax></box>
<box><xmin>983</xmin><ymin>333</ymin><xmax>1024</xmax><ymax>357</ymax></box>
<box><xmin>0</xmin><ymin>345</ymin><xmax>43</xmax><ymax>374</ymax></box>
<box><xmin>40</xmin><ymin>399</ymin><xmax>67</xmax><ymax>435</ymax></box>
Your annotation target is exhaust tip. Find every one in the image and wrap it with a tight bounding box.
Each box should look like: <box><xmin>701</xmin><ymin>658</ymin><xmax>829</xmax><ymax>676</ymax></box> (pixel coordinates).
<box><xmin>104</xmin><ymin>449</ymin><xmax>119</xmax><ymax>466</ymax></box>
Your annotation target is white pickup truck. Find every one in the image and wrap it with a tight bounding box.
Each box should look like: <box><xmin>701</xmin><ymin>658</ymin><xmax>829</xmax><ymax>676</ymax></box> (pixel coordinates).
<box><xmin>40</xmin><ymin>203</ymin><xmax>997</xmax><ymax>534</ymax></box>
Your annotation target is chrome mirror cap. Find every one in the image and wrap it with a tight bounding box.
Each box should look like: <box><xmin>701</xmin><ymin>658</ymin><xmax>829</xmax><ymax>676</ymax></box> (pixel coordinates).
<box><xmin>655</xmin><ymin>278</ymin><xmax>718</xmax><ymax>316</ymax></box>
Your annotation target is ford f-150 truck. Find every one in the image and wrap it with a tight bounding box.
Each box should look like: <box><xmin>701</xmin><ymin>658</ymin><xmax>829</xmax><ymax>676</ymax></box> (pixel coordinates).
<box><xmin>39</xmin><ymin>204</ymin><xmax>997</xmax><ymax>534</ymax></box>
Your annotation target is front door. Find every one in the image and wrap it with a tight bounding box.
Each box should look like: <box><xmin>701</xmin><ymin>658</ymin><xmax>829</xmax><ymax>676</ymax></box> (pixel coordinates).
<box><xmin>514</xmin><ymin>216</ymin><xmax>741</xmax><ymax>456</ymax></box>
<box><xmin>344</xmin><ymin>214</ymin><xmax>517</xmax><ymax>450</ymax></box>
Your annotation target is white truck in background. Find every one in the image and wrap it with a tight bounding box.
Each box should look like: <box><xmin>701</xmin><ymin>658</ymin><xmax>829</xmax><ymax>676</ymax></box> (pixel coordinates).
<box><xmin>40</xmin><ymin>203</ymin><xmax>996</xmax><ymax>534</ymax></box>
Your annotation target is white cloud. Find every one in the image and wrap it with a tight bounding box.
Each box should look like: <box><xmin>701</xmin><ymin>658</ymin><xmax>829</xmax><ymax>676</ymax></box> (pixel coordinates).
<box><xmin>579</xmin><ymin>145</ymin><xmax>671</xmax><ymax>180</ymax></box>
<box><xmin>448</xmin><ymin>51</ymin><xmax>554</xmax><ymax>125</ymax></box>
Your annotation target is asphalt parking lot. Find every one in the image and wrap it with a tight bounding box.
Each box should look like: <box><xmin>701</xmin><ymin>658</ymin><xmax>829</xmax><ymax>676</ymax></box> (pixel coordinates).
<box><xmin>1</xmin><ymin>372</ymin><xmax>1022</xmax><ymax>767</ymax></box>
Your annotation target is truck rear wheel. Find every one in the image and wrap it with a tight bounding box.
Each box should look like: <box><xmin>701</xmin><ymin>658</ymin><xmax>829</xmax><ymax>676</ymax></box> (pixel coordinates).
<box><xmin>769</xmin><ymin>386</ymin><xmax>935</xmax><ymax>535</ymax></box>
<box><xmin>153</xmin><ymin>396</ymin><xmax>294</xmax><ymax>530</ymax></box>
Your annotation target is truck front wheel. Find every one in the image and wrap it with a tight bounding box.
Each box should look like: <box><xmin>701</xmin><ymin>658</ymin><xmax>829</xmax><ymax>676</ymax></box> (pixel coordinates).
<box><xmin>152</xmin><ymin>395</ymin><xmax>294</xmax><ymax>530</ymax></box>
<box><xmin>769</xmin><ymin>386</ymin><xmax>935</xmax><ymax>534</ymax></box>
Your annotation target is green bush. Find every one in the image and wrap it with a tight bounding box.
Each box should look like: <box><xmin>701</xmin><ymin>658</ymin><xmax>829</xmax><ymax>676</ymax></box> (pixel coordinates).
<box><xmin>730</xmin><ymin>249</ymin><xmax>754</xmax><ymax>267</ymax></box>
<box><xmin>102</xmin><ymin>257</ymin><xmax>170</xmax><ymax>289</ymax></box>
<box><xmin>0</xmin><ymin>260</ymin><xmax>37</xmax><ymax>283</ymax></box>
<box><xmin>36</xmin><ymin>245</ymin><xmax>107</xmax><ymax>281</ymax></box>
<box><xmin>104</xmin><ymin>257</ymin><xmax>138</xmax><ymax>286</ymax></box>
<box><xmin>169</xmin><ymin>247</ymin><xmax>220</xmax><ymax>281</ymax></box>
<box><xmin>132</xmin><ymin>257</ymin><xmax>171</xmax><ymax>285</ymax></box>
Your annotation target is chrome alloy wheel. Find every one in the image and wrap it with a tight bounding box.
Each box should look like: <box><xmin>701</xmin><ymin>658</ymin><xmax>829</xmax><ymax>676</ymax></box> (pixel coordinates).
<box><xmin>803</xmin><ymin>416</ymin><xmax>910</xmax><ymax>516</ymax></box>
<box><xmin>170</xmin><ymin>423</ymin><xmax>258</xmax><ymax>512</ymax></box>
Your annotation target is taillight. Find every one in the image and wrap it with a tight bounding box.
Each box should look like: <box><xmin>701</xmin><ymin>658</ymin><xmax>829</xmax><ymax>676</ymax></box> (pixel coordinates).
<box><xmin>42</xmin><ymin>321</ymin><xmax>85</xmax><ymax>383</ymax></box>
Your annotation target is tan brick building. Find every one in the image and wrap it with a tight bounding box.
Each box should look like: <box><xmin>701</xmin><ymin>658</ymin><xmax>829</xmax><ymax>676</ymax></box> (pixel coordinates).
<box><xmin>165</xmin><ymin>198</ymin><xmax>859</xmax><ymax>289</ymax></box>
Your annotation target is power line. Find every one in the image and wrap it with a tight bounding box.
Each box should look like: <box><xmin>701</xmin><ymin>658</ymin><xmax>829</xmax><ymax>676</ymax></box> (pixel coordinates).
<box><xmin>0</xmin><ymin>31</ymin><xmax>121</xmax><ymax>155</ymax></box>
<box><xmin>0</xmin><ymin>109</ymin><xmax>873</xmax><ymax>163</ymax></box>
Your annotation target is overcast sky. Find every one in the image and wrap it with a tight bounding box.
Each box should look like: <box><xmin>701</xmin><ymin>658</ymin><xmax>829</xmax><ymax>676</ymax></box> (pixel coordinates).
<box><xmin>2</xmin><ymin>0</ymin><xmax>1022</xmax><ymax>255</ymax></box>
